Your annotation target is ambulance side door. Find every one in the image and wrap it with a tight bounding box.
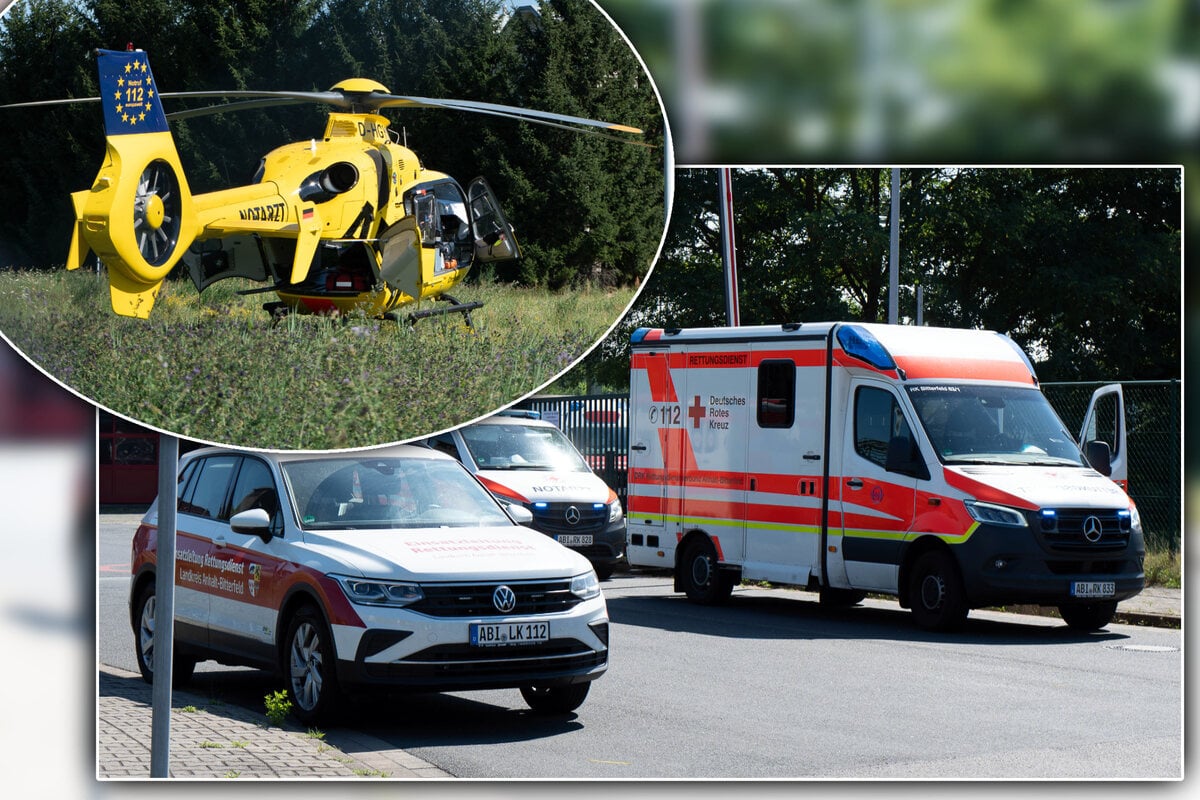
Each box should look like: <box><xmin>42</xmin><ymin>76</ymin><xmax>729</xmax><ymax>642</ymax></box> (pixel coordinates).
<box><xmin>1080</xmin><ymin>384</ymin><xmax>1128</xmax><ymax>489</ymax></box>
<box><xmin>741</xmin><ymin>351</ymin><xmax>824</xmax><ymax>584</ymax></box>
<box><xmin>836</xmin><ymin>379</ymin><xmax>923</xmax><ymax>592</ymax></box>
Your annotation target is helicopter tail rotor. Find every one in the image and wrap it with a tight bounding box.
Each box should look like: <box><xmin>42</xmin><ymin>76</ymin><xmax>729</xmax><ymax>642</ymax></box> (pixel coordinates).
<box><xmin>68</xmin><ymin>49</ymin><xmax>197</xmax><ymax>319</ymax></box>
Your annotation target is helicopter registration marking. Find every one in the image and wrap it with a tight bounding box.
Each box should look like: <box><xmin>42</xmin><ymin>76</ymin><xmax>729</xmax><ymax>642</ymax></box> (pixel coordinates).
<box><xmin>239</xmin><ymin>202</ymin><xmax>287</xmax><ymax>222</ymax></box>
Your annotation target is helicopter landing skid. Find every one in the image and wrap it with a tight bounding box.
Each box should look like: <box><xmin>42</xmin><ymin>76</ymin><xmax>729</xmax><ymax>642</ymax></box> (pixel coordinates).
<box><xmin>388</xmin><ymin>294</ymin><xmax>483</xmax><ymax>330</ymax></box>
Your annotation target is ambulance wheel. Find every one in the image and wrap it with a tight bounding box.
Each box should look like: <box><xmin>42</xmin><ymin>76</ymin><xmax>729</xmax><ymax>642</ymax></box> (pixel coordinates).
<box><xmin>283</xmin><ymin>604</ymin><xmax>343</xmax><ymax>725</ymax></box>
<box><xmin>909</xmin><ymin>550</ymin><xmax>968</xmax><ymax>631</ymax></box>
<box><xmin>681</xmin><ymin>538</ymin><xmax>733</xmax><ymax>605</ymax></box>
<box><xmin>1058</xmin><ymin>601</ymin><xmax>1117</xmax><ymax>632</ymax></box>
<box><xmin>521</xmin><ymin>682</ymin><xmax>590</xmax><ymax>715</ymax></box>
<box><xmin>819</xmin><ymin>586</ymin><xmax>867</xmax><ymax>607</ymax></box>
<box><xmin>594</xmin><ymin>563</ymin><xmax>615</xmax><ymax>581</ymax></box>
<box><xmin>133</xmin><ymin>582</ymin><xmax>195</xmax><ymax>687</ymax></box>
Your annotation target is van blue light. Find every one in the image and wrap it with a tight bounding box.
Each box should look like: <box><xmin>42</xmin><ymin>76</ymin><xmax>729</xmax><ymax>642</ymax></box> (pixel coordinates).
<box><xmin>631</xmin><ymin>327</ymin><xmax>654</xmax><ymax>344</ymax></box>
<box><xmin>533</xmin><ymin>502</ymin><xmax>549</xmax><ymax>510</ymax></box>
<box><xmin>836</xmin><ymin>325</ymin><xmax>896</xmax><ymax>371</ymax></box>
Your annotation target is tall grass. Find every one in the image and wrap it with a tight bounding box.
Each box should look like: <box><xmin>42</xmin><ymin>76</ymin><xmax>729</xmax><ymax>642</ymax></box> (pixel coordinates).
<box><xmin>0</xmin><ymin>269</ymin><xmax>635</xmax><ymax>450</ymax></box>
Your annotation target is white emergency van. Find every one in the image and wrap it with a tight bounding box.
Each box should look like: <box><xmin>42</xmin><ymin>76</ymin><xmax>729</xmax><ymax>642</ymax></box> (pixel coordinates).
<box><xmin>423</xmin><ymin>412</ymin><xmax>626</xmax><ymax>579</ymax></box>
<box><xmin>626</xmin><ymin>322</ymin><xmax>1144</xmax><ymax>631</ymax></box>
<box><xmin>130</xmin><ymin>444</ymin><xmax>608</xmax><ymax>723</ymax></box>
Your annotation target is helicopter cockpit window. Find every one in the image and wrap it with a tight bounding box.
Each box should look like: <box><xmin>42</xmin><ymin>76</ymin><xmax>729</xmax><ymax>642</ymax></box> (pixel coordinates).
<box><xmin>405</xmin><ymin>181</ymin><xmax>472</xmax><ymax>274</ymax></box>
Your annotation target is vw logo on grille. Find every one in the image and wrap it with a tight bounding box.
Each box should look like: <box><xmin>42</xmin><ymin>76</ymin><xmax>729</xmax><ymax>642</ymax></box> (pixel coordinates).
<box><xmin>492</xmin><ymin>585</ymin><xmax>517</xmax><ymax>614</ymax></box>
<box><xmin>564</xmin><ymin>505</ymin><xmax>581</xmax><ymax>525</ymax></box>
<box><xmin>1082</xmin><ymin>516</ymin><xmax>1104</xmax><ymax>543</ymax></box>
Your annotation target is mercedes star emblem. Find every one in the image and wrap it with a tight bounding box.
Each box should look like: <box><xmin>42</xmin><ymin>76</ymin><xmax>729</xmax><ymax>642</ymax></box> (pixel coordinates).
<box><xmin>1082</xmin><ymin>516</ymin><xmax>1104</xmax><ymax>543</ymax></box>
<box><xmin>565</xmin><ymin>505</ymin><xmax>581</xmax><ymax>525</ymax></box>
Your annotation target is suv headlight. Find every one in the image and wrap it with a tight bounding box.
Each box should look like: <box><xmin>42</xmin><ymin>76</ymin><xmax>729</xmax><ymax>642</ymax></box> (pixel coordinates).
<box><xmin>963</xmin><ymin>500</ymin><xmax>1028</xmax><ymax>528</ymax></box>
<box><xmin>334</xmin><ymin>576</ymin><xmax>424</xmax><ymax>607</ymax></box>
<box><xmin>570</xmin><ymin>571</ymin><xmax>601</xmax><ymax>601</ymax></box>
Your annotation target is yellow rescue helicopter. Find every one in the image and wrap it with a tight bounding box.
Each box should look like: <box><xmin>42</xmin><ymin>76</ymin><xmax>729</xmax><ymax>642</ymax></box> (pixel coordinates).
<box><xmin>4</xmin><ymin>47</ymin><xmax>644</xmax><ymax>323</ymax></box>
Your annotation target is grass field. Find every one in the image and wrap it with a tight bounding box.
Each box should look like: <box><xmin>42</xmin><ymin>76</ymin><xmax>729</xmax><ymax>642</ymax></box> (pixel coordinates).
<box><xmin>0</xmin><ymin>269</ymin><xmax>636</xmax><ymax>450</ymax></box>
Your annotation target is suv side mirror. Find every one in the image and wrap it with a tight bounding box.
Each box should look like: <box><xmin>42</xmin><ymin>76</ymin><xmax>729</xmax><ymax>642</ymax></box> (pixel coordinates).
<box><xmin>886</xmin><ymin>435</ymin><xmax>930</xmax><ymax>481</ymax></box>
<box><xmin>230</xmin><ymin>507</ymin><xmax>274</xmax><ymax>541</ymax></box>
<box><xmin>1085</xmin><ymin>440</ymin><xmax>1113</xmax><ymax>477</ymax></box>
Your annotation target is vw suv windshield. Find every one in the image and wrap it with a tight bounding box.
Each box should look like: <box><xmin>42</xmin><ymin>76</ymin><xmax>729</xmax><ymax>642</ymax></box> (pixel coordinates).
<box><xmin>460</xmin><ymin>424</ymin><xmax>590</xmax><ymax>472</ymax></box>
<box><xmin>906</xmin><ymin>384</ymin><xmax>1087</xmax><ymax>467</ymax></box>
<box><xmin>282</xmin><ymin>456</ymin><xmax>512</xmax><ymax>530</ymax></box>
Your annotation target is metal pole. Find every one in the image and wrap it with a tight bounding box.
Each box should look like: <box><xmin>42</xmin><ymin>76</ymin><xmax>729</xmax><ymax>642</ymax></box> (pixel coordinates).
<box><xmin>888</xmin><ymin>167</ymin><xmax>899</xmax><ymax>324</ymax></box>
<box><xmin>718</xmin><ymin>168</ymin><xmax>739</xmax><ymax>326</ymax></box>
<box><xmin>150</xmin><ymin>434</ymin><xmax>179</xmax><ymax>778</ymax></box>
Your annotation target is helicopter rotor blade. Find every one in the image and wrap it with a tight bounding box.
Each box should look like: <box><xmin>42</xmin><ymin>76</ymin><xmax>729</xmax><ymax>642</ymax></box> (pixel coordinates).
<box><xmin>0</xmin><ymin>96</ymin><xmax>101</xmax><ymax>110</ymax></box>
<box><xmin>374</xmin><ymin>94</ymin><xmax>643</xmax><ymax>136</ymax></box>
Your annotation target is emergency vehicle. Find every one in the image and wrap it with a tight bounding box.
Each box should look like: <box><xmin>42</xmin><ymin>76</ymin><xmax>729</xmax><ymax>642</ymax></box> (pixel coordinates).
<box><xmin>130</xmin><ymin>444</ymin><xmax>608</xmax><ymax>723</ymax></box>
<box><xmin>422</xmin><ymin>412</ymin><xmax>626</xmax><ymax>580</ymax></box>
<box><xmin>626</xmin><ymin>322</ymin><xmax>1144</xmax><ymax>631</ymax></box>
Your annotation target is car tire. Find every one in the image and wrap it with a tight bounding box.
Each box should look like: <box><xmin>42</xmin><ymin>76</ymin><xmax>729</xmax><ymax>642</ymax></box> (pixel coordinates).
<box><xmin>283</xmin><ymin>604</ymin><xmax>342</xmax><ymax>725</ymax></box>
<box><xmin>908</xmin><ymin>550</ymin><xmax>969</xmax><ymax>631</ymax></box>
<box><xmin>133</xmin><ymin>582</ymin><xmax>196</xmax><ymax>687</ymax></box>
<box><xmin>1058</xmin><ymin>601</ymin><xmax>1118</xmax><ymax>632</ymax></box>
<box><xmin>594</xmin><ymin>563</ymin><xmax>615</xmax><ymax>581</ymax></box>
<box><xmin>680</xmin><ymin>537</ymin><xmax>734</xmax><ymax>605</ymax></box>
<box><xmin>520</xmin><ymin>682</ymin><xmax>590</xmax><ymax>715</ymax></box>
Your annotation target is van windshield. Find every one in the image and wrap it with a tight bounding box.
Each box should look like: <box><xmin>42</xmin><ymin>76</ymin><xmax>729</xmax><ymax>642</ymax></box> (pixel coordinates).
<box><xmin>906</xmin><ymin>384</ymin><xmax>1087</xmax><ymax>467</ymax></box>
<box><xmin>460</xmin><ymin>424</ymin><xmax>590</xmax><ymax>472</ymax></box>
<box><xmin>282</xmin><ymin>456</ymin><xmax>513</xmax><ymax>530</ymax></box>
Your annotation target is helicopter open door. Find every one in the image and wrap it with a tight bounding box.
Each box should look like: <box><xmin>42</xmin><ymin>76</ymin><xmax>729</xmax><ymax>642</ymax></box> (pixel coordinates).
<box><xmin>1079</xmin><ymin>384</ymin><xmax>1128</xmax><ymax>489</ymax></box>
<box><xmin>183</xmin><ymin>237</ymin><xmax>272</xmax><ymax>293</ymax></box>
<box><xmin>468</xmin><ymin>177</ymin><xmax>520</xmax><ymax>262</ymax></box>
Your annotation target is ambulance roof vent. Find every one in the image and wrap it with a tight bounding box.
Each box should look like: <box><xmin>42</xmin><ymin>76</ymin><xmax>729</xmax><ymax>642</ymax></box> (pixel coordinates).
<box><xmin>782</xmin><ymin>322</ymin><xmax>802</xmax><ymax>331</ymax></box>
<box><xmin>836</xmin><ymin>325</ymin><xmax>896</xmax><ymax>371</ymax></box>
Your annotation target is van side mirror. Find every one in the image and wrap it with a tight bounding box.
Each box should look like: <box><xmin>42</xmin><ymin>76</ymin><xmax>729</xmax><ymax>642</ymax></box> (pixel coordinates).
<box><xmin>886</xmin><ymin>436</ymin><xmax>930</xmax><ymax>481</ymax></box>
<box><xmin>1085</xmin><ymin>440</ymin><xmax>1113</xmax><ymax>477</ymax></box>
<box><xmin>230</xmin><ymin>507</ymin><xmax>274</xmax><ymax>541</ymax></box>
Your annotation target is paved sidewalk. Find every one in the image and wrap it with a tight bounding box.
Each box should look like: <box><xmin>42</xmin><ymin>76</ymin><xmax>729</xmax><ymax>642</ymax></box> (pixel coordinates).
<box><xmin>98</xmin><ymin>665</ymin><xmax>451</xmax><ymax>780</ymax></box>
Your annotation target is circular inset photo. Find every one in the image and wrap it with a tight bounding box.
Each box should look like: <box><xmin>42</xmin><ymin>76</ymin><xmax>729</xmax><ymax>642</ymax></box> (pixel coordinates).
<box><xmin>0</xmin><ymin>0</ymin><xmax>669</xmax><ymax>450</ymax></box>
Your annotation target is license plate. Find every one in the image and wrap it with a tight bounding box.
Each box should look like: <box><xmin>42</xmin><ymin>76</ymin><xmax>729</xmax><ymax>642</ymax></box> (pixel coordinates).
<box><xmin>470</xmin><ymin>621</ymin><xmax>550</xmax><ymax>647</ymax></box>
<box><xmin>556</xmin><ymin>534</ymin><xmax>593</xmax><ymax>546</ymax></box>
<box><xmin>1071</xmin><ymin>581</ymin><xmax>1116</xmax><ymax>598</ymax></box>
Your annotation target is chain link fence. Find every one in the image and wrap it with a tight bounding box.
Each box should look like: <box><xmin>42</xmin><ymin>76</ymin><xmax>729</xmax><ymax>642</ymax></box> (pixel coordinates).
<box><xmin>525</xmin><ymin>380</ymin><xmax>1181</xmax><ymax>553</ymax></box>
<box><xmin>1042</xmin><ymin>380</ymin><xmax>1181</xmax><ymax>552</ymax></box>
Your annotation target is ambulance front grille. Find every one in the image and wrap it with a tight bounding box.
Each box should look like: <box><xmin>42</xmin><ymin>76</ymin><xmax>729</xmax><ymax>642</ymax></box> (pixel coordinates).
<box><xmin>1038</xmin><ymin>508</ymin><xmax>1131</xmax><ymax>552</ymax></box>
<box><xmin>530</xmin><ymin>502</ymin><xmax>608</xmax><ymax>537</ymax></box>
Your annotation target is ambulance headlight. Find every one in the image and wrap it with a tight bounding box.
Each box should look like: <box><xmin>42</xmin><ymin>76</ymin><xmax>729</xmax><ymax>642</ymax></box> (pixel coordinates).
<box><xmin>964</xmin><ymin>500</ymin><xmax>1028</xmax><ymax>528</ymax></box>
<box><xmin>335</xmin><ymin>576</ymin><xmax>424</xmax><ymax>607</ymax></box>
<box><xmin>608</xmin><ymin>499</ymin><xmax>624</xmax><ymax>524</ymax></box>
<box><xmin>570</xmin><ymin>571</ymin><xmax>601</xmax><ymax>601</ymax></box>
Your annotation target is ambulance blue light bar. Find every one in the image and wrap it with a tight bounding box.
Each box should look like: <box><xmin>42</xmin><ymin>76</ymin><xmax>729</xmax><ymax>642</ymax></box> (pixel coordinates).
<box><xmin>836</xmin><ymin>325</ymin><xmax>896</xmax><ymax>371</ymax></box>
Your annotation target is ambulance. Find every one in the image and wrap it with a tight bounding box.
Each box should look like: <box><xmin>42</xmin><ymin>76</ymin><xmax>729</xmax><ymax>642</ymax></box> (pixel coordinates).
<box><xmin>421</xmin><ymin>412</ymin><xmax>626</xmax><ymax>580</ymax></box>
<box><xmin>626</xmin><ymin>322</ymin><xmax>1144</xmax><ymax>631</ymax></box>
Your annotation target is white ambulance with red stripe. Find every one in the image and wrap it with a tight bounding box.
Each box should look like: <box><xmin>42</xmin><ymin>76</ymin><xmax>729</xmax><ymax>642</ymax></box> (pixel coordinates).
<box><xmin>626</xmin><ymin>322</ymin><xmax>1144</xmax><ymax>631</ymax></box>
<box><xmin>130</xmin><ymin>444</ymin><xmax>608</xmax><ymax>723</ymax></box>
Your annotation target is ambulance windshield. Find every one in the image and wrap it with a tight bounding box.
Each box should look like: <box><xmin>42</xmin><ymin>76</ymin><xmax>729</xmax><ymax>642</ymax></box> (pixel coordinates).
<box><xmin>460</xmin><ymin>424</ymin><xmax>590</xmax><ymax>472</ymax></box>
<box><xmin>906</xmin><ymin>384</ymin><xmax>1088</xmax><ymax>467</ymax></box>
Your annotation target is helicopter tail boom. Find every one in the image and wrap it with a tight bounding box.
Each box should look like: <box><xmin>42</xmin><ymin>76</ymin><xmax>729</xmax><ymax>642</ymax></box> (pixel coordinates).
<box><xmin>70</xmin><ymin>49</ymin><xmax>197</xmax><ymax>318</ymax></box>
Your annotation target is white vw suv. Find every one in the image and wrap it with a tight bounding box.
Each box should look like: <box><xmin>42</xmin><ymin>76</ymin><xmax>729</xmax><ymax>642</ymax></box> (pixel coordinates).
<box><xmin>130</xmin><ymin>444</ymin><xmax>608</xmax><ymax>723</ymax></box>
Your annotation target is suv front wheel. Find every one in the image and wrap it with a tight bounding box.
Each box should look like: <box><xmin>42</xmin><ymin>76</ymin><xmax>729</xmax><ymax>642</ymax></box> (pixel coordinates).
<box><xmin>283</xmin><ymin>604</ymin><xmax>343</xmax><ymax>724</ymax></box>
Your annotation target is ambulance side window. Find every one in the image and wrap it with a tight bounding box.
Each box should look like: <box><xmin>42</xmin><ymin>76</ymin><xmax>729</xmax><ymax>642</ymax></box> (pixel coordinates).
<box><xmin>854</xmin><ymin>387</ymin><xmax>913</xmax><ymax>468</ymax></box>
<box><xmin>757</xmin><ymin>360</ymin><xmax>795</xmax><ymax>428</ymax></box>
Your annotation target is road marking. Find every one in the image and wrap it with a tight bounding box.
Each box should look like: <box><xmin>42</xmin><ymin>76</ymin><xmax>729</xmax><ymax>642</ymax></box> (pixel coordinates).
<box><xmin>588</xmin><ymin>759</ymin><xmax>630</xmax><ymax>766</ymax></box>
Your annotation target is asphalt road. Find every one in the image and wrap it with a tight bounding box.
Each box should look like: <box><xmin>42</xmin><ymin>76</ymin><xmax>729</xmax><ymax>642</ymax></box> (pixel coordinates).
<box><xmin>98</xmin><ymin>513</ymin><xmax>1182</xmax><ymax>779</ymax></box>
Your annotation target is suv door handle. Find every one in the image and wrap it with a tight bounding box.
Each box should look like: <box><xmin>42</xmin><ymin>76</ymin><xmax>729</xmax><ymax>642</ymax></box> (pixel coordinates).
<box><xmin>213</xmin><ymin>536</ymin><xmax>227</xmax><ymax>549</ymax></box>
<box><xmin>845</xmin><ymin>478</ymin><xmax>864</xmax><ymax>489</ymax></box>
